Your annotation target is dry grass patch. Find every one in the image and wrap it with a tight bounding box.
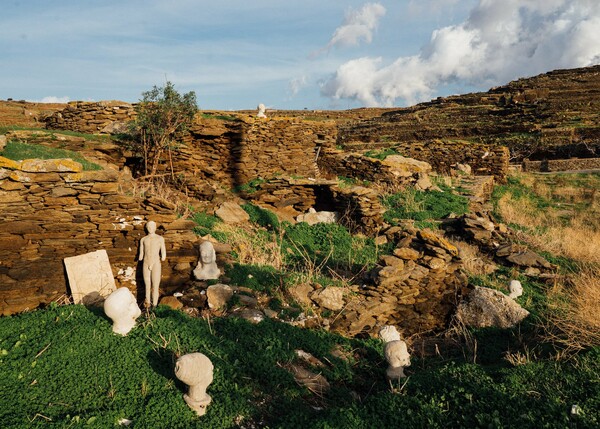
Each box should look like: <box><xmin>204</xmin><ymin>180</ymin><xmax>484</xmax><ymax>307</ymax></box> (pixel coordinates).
<box><xmin>212</xmin><ymin>222</ymin><xmax>285</xmax><ymax>270</ymax></box>
<box><xmin>120</xmin><ymin>177</ymin><xmax>194</xmax><ymax>218</ymax></box>
<box><xmin>545</xmin><ymin>265</ymin><xmax>600</xmax><ymax>352</ymax></box>
<box><xmin>495</xmin><ymin>173</ymin><xmax>600</xmax><ymax>264</ymax></box>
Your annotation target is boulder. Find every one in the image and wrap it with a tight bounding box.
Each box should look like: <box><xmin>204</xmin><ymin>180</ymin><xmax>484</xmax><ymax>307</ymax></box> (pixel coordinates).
<box><xmin>206</xmin><ymin>284</ymin><xmax>234</xmax><ymax>310</ymax></box>
<box><xmin>159</xmin><ymin>295</ymin><xmax>183</xmax><ymax>310</ymax></box>
<box><xmin>310</xmin><ymin>287</ymin><xmax>345</xmax><ymax>312</ymax></box>
<box><xmin>215</xmin><ymin>201</ymin><xmax>250</xmax><ymax>224</ymax></box>
<box><xmin>455</xmin><ymin>286</ymin><xmax>529</xmax><ymax>328</ymax></box>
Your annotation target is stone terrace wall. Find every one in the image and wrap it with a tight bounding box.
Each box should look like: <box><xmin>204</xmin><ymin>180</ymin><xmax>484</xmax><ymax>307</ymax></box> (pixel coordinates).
<box><xmin>339</xmin><ymin>141</ymin><xmax>509</xmax><ymax>183</ymax></box>
<box><xmin>45</xmin><ymin>101</ymin><xmax>136</xmax><ymax>134</ymax></box>
<box><xmin>172</xmin><ymin>116</ymin><xmax>338</xmax><ymax>200</ymax></box>
<box><xmin>522</xmin><ymin>157</ymin><xmax>600</xmax><ymax>172</ymax></box>
<box><xmin>235</xmin><ymin>117</ymin><xmax>337</xmax><ymax>183</ymax></box>
<box><xmin>0</xmin><ymin>158</ymin><xmax>198</xmax><ymax>316</ymax></box>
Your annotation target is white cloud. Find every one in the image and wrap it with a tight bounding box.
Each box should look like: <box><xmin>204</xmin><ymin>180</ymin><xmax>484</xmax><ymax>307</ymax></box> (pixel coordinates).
<box><xmin>29</xmin><ymin>96</ymin><xmax>71</xmax><ymax>103</ymax></box>
<box><xmin>312</xmin><ymin>2</ymin><xmax>386</xmax><ymax>58</ymax></box>
<box><xmin>288</xmin><ymin>75</ymin><xmax>308</xmax><ymax>97</ymax></box>
<box><xmin>322</xmin><ymin>0</ymin><xmax>600</xmax><ymax>107</ymax></box>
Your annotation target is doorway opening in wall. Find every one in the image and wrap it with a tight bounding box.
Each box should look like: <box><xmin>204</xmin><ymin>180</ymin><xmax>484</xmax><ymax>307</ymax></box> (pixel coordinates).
<box><xmin>312</xmin><ymin>185</ymin><xmax>337</xmax><ymax>212</ymax></box>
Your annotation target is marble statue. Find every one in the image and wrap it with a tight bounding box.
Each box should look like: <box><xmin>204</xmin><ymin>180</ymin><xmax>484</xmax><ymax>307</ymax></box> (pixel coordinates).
<box><xmin>379</xmin><ymin>325</ymin><xmax>411</xmax><ymax>380</ymax></box>
<box><xmin>103</xmin><ymin>287</ymin><xmax>141</xmax><ymax>336</ymax></box>
<box><xmin>256</xmin><ymin>103</ymin><xmax>267</xmax><ymax>118</ymax></box>
<box><xmin>508</xmin><ymin>279</ymin><xmax>523</xmax><ymax>299</ymax></box>
<box><xmin>193</xmin><ymin>241</ymin><xmax>220</xmax><ymax>280</ymax></box>
<box><xmin>174</xmin><ymin>353</ymin><xmax>214</xmax><ymax>416</ymax></box>
<box><xmin>139</xmin><ymin>221</ymin><xmax>167</xmax><ymax>307</ymax></box>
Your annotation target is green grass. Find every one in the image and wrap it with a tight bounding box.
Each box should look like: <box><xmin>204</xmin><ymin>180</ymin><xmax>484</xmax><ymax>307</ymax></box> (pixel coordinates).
<box><xmin>363</xmin><ymin>147</ymin><xmax>402</xmax><ymax>160</ymax></box>
<box><xmin>1</xmin><ymin>304</ymin><xmax>598</xmax><ymax>428</ymax></box>
<box><xmin>382</xmin><ymin>187</ymin><xmax>469</xmax><ymax>228</ymax></box>
<box><xmin>0</xmin><ymin>125</ymin><xmax>112</xmax><ymax>142</ymax></box>
<box><xmin>200</xmin><ymin>113</ymin><xmax>239</xmax><ymax>122</ymax></box>
<box><xmin>1</xmin><ymin>140</ymin><xmax>102</xmax><ymax>171</ymax></box>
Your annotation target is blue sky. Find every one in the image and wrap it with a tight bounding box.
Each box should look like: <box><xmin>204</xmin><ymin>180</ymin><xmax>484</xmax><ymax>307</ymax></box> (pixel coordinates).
<box><xmin>1</xmin><ymin>1</ymin><xmax>599</xmax><ymax>110</ymax></box>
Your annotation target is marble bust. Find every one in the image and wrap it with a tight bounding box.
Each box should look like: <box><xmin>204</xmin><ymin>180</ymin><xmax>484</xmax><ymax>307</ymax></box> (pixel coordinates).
<box><xmin>379</xmin><ymin>325</ymin><xmax>411</xmax><ymax>380</ymax></box>
<box><xmin>103</xmin><ymin>287</ymin><xmax>141</xmax><ymax>336</ymax></box>
<box><xmin>193</xmin><ymin>241</ymin><xmax>220</xmax><ymax>280</ymax></box>
<box><xmin>256</xmin><ymin>103</ymin><xmax>267</xmax><ymax>118</ymax></box>
<box><xmin>139</xmin><ymin>221</ymin><xmax>167</xmax><ymax>307</ymax></box>
<box><xmin>174</xmin><ymin>353</ymin><xmax>214</xmax><ymax>416</ymax></box>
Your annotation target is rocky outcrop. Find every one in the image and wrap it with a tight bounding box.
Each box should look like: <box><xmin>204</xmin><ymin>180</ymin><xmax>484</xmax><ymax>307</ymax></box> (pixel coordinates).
<box><xmin>455</xmin><ymin>286</ymin><xmax>529</xmax><ymax>329</ymax></box>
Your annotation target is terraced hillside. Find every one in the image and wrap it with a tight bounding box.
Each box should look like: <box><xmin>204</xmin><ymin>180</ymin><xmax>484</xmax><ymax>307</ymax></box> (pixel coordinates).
<box><xmin>338</xmin><ymin>65</ymin><xmax>600</xmax><ymax>161</ymax></box>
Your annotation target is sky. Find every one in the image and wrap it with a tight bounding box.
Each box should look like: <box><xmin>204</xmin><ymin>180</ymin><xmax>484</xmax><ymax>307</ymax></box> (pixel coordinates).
<box><xmin>1</xmin><ymin>0</ymin><xmax>599</xmax><ymax>110</ymax></box>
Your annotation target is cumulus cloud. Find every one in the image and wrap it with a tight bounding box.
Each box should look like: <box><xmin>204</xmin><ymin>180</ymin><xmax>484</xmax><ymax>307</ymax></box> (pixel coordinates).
<box><xmin>322</xmin><ymin>0</ymin><xmax>600</xmax><ymax>107</ymax></box>
<box><xmin>28</xmin><ymin>96</ymin><xmax>71</xmax><ymax>103</ymax></box>
<box><xmin>312</xmin><ymin>3</ymin><xmax>386</xmax><ymax>58</ymax></box>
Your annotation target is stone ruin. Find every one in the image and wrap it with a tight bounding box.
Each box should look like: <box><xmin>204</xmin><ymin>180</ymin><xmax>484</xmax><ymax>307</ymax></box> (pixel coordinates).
<box><xmin>330</xmin><ymin>227</ymin><xmax>471</xmax><ymax>337</ymax></box>
<box><xmin>2</xmin><ymin>100</ymin><xmax>524</xmax><ymax>338</ymax></box>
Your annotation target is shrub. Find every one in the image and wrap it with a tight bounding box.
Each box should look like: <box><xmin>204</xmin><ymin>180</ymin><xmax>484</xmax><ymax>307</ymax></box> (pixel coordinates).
<box><xmin>128</xmin><ymin>81</ymin><xmax>197</xmax><ymax>178</ymax></box>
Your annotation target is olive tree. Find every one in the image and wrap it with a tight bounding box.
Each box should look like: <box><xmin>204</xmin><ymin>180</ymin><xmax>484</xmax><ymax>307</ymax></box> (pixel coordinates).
<box><xmin>130</xmin><ymin>81</ymin><xmax>197</xmax><ymax>178</ymax></box>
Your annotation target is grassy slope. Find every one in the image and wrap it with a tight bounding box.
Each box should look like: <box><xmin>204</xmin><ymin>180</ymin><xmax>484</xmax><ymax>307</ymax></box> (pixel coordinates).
<box><xmin>1</xmin><ymin>304</ymin><xmax>598</xmax><ymax>428</ymax></box>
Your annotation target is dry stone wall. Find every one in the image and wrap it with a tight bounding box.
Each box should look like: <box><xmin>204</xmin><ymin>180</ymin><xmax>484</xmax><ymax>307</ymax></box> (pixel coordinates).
<box><xmin>338</xmin><ymin>141</ymin><xmax>509</xmax><ymax>183</ymax></box>
<box><xmin>45</xmin><ymin>101</ymin><xmax>135</xmax><ymax>134</ymax></box>
<box><xmin>522</xmin><ymin>157</ymin><xmax>600</xmax><ymax>172</ymax></box>
<box><xmin>0</xmin><ymin>158</ymin><xmax>198</xmax><ymax>316</ymax></box>
<box><xmin>170</xmin><ymin>116</ymin><xmax>337</xmax><ymax>201</ymax></box>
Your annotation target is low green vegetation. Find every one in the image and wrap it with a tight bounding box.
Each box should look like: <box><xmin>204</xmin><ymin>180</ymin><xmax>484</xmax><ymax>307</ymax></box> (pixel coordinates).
<box><xmin>1</xmin><ymin>302</ymin><xmax>598</xmax><ymax>428</ymax></box>
<box><xmin>363</xmin><ymin>146</ymin><xmax>401</xmax><ymax>160</ymax></box>
<box><xmin>382</xmin><ymin>187</ymin><xmax>469</xmax><ymax>229</ymax></box>
<box><xmin>200</xmin><ymin>112</ymin><xmax>239</xmax><ymax>122</ymax></box>
<box><xmin>233</xmin><ymin>178</ymin><xmax>267</xmax><ymax>195</ymax></box>
<box><xmin>1</xmin><ymin>140</ymin><xmax>102</xmax><ymax>171</ymax></box>
<box><xmin>0</xmin><ymin>125</ymin><xmax>111</xmax><ymax>142</ymax></box>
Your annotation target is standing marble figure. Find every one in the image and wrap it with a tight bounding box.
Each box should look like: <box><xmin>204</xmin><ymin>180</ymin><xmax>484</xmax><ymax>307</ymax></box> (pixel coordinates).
<box><xmin>139</xmin><ymin>221</ymin><xmax>167</xmax><ymax>307</ymax></box>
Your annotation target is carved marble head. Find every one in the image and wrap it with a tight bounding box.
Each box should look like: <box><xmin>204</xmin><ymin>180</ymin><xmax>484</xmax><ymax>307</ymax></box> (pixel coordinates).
<box><xmin>103</xmin><ymin>287</ymin><xmax>141</xmax><ymax>336</ymax></box>
<box><xmin>199</xmin><ymin>241</ymin><xmax>216</xmax><ymax>265</ymax></box>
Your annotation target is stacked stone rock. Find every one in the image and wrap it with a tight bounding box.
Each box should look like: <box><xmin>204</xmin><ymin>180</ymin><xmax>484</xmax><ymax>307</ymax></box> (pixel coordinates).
<box><xmin>249</xmin><ymin>177</ymin><xmax>320</xmax><ymax>213</ymax></box>
<box><xmin>45</xmin><ymin>101</ymin><xmax>136</xmax><ymax>134</ymax></box>
<box><xmin>0</xmin><ymin>158</ymin><xmax>198</xmax><ymax>316</ymax></box>
<box><xmin>331</xmin><ymin>185</ymin><xmax>386</xmax><ymax>235</ymax></box>
<box><xmin>336</xmin><ymin>141</ymin><xmax>509</xmax><ymax>183</ymax></box>
<box><xmin>318</xmin><ymin>148</ymin><xmax>432</xmax><ymax>187</ymax></box>
<box><xmin>523</xmin><ymin>157</ymin><xmax>600</xmax><ymax>172</ymax></box>
<box><xmin>158</xmin><ymin>116</ymin><xmax>337</xmax><ymax>202</ymax></box>
<box><xmin>332</xmin><ymin>228</ymin><xmax>470</xmax><ymax>337</ymax></box>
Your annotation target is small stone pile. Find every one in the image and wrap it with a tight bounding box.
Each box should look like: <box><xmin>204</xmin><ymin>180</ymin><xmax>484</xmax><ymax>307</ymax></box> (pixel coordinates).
<box><xmin>332</xmin><ymin>227</ymin><xmax>470</xmax><ymax>337</ymax></box>
<box><xmin>45</xmin><ymin>101</ymin><xmax>135</xmax><ymax>134</ymax></box>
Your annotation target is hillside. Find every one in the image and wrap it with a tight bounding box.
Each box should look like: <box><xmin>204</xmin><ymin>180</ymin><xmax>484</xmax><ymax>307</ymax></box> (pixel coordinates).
<box><xmin>338</xmin><ymin>65</ymin><xmax>600</xmax><ymax>161</ymax></box>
